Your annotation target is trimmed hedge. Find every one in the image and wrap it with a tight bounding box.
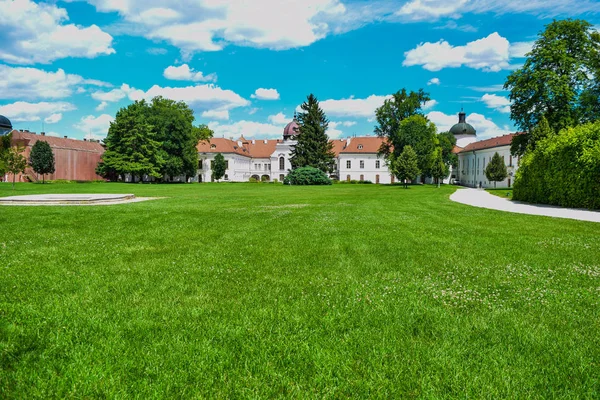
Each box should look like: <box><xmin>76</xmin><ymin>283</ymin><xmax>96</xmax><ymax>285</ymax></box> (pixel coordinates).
<box><xmin>513</xmin><ymin>122</ymin><xmax>600</xmax><ymax>210</ymax></box>
<box><xmin>283</xmin><ymin>167</ymin><xmax>332</xmax><ymax>185</ymax></box>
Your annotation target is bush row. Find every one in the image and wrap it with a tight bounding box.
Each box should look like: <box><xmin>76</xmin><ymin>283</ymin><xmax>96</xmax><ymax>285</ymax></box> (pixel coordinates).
<box><xmin>283</xmin><ymin>167</ymin><xmax>332</xmax><ymax>185</ymax></box>
<box><xmin>513</xmin><ymin>122</ymin><xmax>600</xmax><ymax>209</ymax></box>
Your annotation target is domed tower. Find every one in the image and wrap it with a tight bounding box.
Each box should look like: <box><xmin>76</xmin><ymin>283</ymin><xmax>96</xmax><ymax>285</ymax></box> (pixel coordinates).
<box><xmin>0</xmin><ymin>115</ymin><xmax>12</xmax><ymax>136</ymax></box>
<box><xmin>450</xmin><ymin>110</ymin><xmax>477</xmax><ymax>148</ymax></box>
<box><xmin>283</xmin><ymin>114</ymin><xmax>300</xmax><ymax>140</ymax></box>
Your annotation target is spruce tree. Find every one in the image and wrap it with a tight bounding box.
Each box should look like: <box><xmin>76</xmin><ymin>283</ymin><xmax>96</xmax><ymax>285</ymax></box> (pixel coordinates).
<box><xmin>392</xmin><ymin>145</ymin><xmax>420</xmax><ymax>189</ymax></box>
<box><xmin>290</xmin><ymin>94</ymin><xmax>335</xmax><ymax>173</ymax></box>
<box><xmin>485</xmin><ymin>152</ymin><xmax>508</xmax><ymax>188</ymax></box>
<box><xmin>430</xmin><ymin>148</ymin><xmax>447</xmax><ymax>188</ymax></box>
<box><xmin>30</xmin><ymin>140</ymin><xmax>55</xmax><ymax>183</ymax></box>
<box><xmin>211</xmin><ymin>153</ymin><xmax>226</xmax><ymax>182</ymax></box>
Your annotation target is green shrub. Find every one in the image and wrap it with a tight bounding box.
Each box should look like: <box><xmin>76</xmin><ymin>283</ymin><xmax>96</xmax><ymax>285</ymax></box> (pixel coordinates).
<box><xmin>260</xmin><ymin>175</ymin><xmax>269</xmax><ymax>182</ymax></box>
<box><xmin>283</xmin><ymin>167</ymin><xmax>332</xmax><ymax>185</ymax></box>
<box><xmin>513</xmin><ymin>122</ymin><xmax>600</xmax><ymax>209</ymax></box>
<box><xmin>249</xmin><ymin>177</ymin><xmax>259</xmax><ymax>183</ymax></box>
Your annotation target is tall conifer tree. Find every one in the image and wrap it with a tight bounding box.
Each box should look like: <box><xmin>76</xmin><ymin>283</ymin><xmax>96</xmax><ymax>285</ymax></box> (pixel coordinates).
<box><xmin>290</xmin><ymin>94</ymin><xmax>335</xmax><ymax>173</ymax></box>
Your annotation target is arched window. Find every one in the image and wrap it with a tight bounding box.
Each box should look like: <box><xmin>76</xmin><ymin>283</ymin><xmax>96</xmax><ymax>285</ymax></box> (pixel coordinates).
<box><xmin>279</xmin><ymin>157</ymin><xmax>285</xmax><ymax>170</ymax></box>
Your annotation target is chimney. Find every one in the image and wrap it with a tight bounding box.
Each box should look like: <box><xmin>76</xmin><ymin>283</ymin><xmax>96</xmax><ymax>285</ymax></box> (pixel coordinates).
<box><xmin>64</xmin><ymin>136</ymin><xmax>67</xmax><ymax>139</ymax></box>
<box><xmin>252</xmin><ymin>140</ymin><xmax>255</xmax><ymax>144</ymax></box>
<box><xmin>41</xmin><ymin>132</ymin><xmax>45</xmax><ymax>136</ymax></box>
<box><xmin>83</xmin><ymin>138</ymin><xmax>87</xmax><ymax>141</ymax></box>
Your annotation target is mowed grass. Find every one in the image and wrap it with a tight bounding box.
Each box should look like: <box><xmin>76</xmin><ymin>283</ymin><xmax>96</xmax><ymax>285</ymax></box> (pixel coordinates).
<box><xmin>487</xmin><ymin>188</ymin><xmax>513</xmax><ymax>199</ymax></box>
<box><xmin>1</xmin><ymin>182</ymin><xmax>599</xmax><ymax>398</ymax></box>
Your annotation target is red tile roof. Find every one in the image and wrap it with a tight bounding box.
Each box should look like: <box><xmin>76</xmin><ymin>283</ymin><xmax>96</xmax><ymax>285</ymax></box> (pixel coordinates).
<box><xmin>11</xmin><ymin>130</ymin><xmax>104</xmax><ymax>153</ymax></box>
<box><xmin>330</xmin><ymin>139</ymin><xmax>347</xmax><ymax>156</ymax></box>
<box><xmin>339</xmin><ymin>136</ymin><xmax>385</xmax><ymax>154</ymax></box>
<box><xmin>197</xmin><ymin>138</ymin><xmax>251</xmax><ymax>157</ymax></box>
<box><xmin>246</xmin><ymin>139</ymin><xmax>278</xmax><ymax>158</ymax></box>
<box><xmin>459</xmin><ymin>134</ymin><xmax>520</xmax><ymax>153</ymax></box>
<box><xmin>452</xmin><ymin>145</ymin><xmax>463</xmax><ymax>154</ymax></box>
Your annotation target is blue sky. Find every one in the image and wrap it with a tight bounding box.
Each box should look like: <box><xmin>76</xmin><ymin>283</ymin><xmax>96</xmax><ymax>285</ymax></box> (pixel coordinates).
<box><xmin>1</xmin><ymin>0</ymin><xmax>599</xmax><ymax>141</ymax></box>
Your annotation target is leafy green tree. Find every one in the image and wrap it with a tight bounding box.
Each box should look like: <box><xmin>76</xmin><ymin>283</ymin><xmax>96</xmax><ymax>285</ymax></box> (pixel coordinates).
<box><xmin>0</xmin><ymin>132</ymin><xmax>12</xmax><ymax>178</ymax></box>
<box><xmin>504</xmin><ymin>19</ymin><xmax>600</xmax><ymax>155</ymax></box>
<box><xmin>29</xmin><ymin>140</ymin><xmax>55</xmax><ymax>183</ymax></box>
<box><xmin>430</xmin><ymin>148</ymin><xmax>447</xmax><ymax>188</ymax></box>
<box><xmin>147</xmin><ymin>97</ymin><xmax>212</xmax><ymax>181</ymax></box>
<box><xmin>391</xmin><ymin>145</ymin><xmax>420</xmax><ymax>189</ymax></box>
<box><xmin>290</xmin><ymin>94</ymin><xmax>335</xmax><ymax>172</ymax></box>
<box><xmin>514</xmin><ymin>121</ymin><xmax>600</xmax><ymax>209</ymax></box>
<box><xmin>437</xmin><ymin>131</ymin><xmax>458</xmax><ymax>169</ymax></box>
<box><xmin>394</xmin><ymin>115</ymin><xmax>438</xmax><ymax>179</ymax></box>
<box><xmin>283</xmin><ymin>166</ymin><xmax>331</xmax><ymax>185</ymax></box>
<box><xmin>97</xmin><ymin>101</ymin><xmax>164</xmax><ymax>182</ymax></box>
<box><xmin>6</xmin><ymin>146</ymin><xmax>27</xmax><ymax>189</ymax></box>
<box><xmin>375</xmin><ymin>88</ymin><xmax>430</xmax><ymax>157</ymax></box>
<box><xmin>211</xmin><ymin>153</ymin><xmax>226</xmax><ymax>182</ymax></box>
<box><xmin>485</xmin><ymin>152</ymin><xmax>508</xmax><ymax>188</ymax></box>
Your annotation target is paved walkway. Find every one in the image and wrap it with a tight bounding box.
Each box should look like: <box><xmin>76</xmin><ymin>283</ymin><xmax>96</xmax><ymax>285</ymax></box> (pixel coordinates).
<box><xmin>450</xmin><ymin>188</ymin><xmax>600</xmax><ymax>223</ymax></box>
<box><xmin>0</xmin><ymin>193</ymin><xmax>160</xmax><ymax>206</ymax></box>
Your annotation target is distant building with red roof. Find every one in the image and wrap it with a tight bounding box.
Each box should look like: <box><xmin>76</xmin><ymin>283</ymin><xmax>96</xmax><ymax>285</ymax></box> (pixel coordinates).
<box><xmin>4</xmin><ymin>130</ymin><xmax>105</xmax><ymax>182</ymax></box>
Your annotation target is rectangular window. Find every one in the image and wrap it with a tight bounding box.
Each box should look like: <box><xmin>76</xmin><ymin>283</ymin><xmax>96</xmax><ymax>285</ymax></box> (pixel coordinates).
<box><xmin>198</xmin><ymin>160</ymin><xmax>203</xmax><ymax>170</ymax></box>
<box><xmin>509</xmin><ymin>155</ymin><xmax>513</xmax><ymax>167</ymax></box>
<box><xmin>360</xmin><ymin>160</ymin><xmax>364</xmax><ymax>169</ymax></box>
<box><xmin>210</xmin><ymin>160</ymin><xmax>214</xmax><ymax>169</ymax></box>
<box><xmin>376</xmin><ymin>160</ymin><xmax>380</xmax><ymax>169</ymax></box>
<box><xmin>225</xmin><ymin>160</ymin><xmax>229</xmax><ymax>169</ymax></box>
<box><xmin>346</xmin><ymin>160</ymin><xmax>351</xmax><ymax>169</ymax></box>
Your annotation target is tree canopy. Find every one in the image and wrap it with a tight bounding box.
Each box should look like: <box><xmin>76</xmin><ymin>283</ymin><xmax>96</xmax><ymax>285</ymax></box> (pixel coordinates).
<box><xmin>97</xmin><ymin>100</ymin><xmax>164</xmax><ymax>182</ymax></box>
<box><xmin>0</xmin><ymin>133</ymin><xmax>11</xmax><ymax>178</ymax></box>
<box><xmin>29</xmin><ymin>140</ymin><xmax>55</xmax><ymax>183</ymax></box>
<box><xmin>374</xmin><ymin>88</ymin><xmax>430</xmax><ymax>157</ymax></box>
<box><xmin>485</xmin><ymin>152</ymin><xmax>508</xmax><ymax>188</ymax></box>
<box><xmin>391</xmin><ymin>145</ymin><xmax>420</xmax><ymax>189</ymax></box>
<box><xmin>6</xmin><ymin>145</ymin><xmax>27</xmax><ymax>189</ymax></box>
<box><xmin>290</xmin><ymin>94</ymin><xmax>335</xmax><ymax>173</ymax></box>
<box><xmin>211</xmin><ymin>153</ymin><xmax>226</xmax><ymax>182</ymax></box>
<box><xmin>97</xmin><ymin>97</ymin><xmax>212</xmax><ymax>182</ymax></box>
<box><xmin>505</xmin><ymin>19</ymin><xmax>600</xmax><ymax>155</ymax></box>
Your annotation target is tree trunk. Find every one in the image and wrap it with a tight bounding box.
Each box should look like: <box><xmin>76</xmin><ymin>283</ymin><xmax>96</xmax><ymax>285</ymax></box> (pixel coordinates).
<box><xmin>12</xmin><ymin>174</ymin><xmax>15</xmax><ymax>190</ymax></box>
<box><xmin>43</xmin><ymin>174</ymin><xmax>45</xmax><ymax>184</ymax></box>
<box><xmin>494</xmin><ymin>181</ymin><xmax>496</xmax><ymax>188</ymax></box>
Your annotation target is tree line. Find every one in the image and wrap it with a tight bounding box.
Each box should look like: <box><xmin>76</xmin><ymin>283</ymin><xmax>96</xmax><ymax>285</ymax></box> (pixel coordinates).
<box><xmin>97</xmin><ymin>96</ymin><xmax>213</xmax><ymax>182</ymax></box>
<box><xmin>505</xmin><ymin>19</ymin><xmax>600</xmax><ymax>209</ymax></box>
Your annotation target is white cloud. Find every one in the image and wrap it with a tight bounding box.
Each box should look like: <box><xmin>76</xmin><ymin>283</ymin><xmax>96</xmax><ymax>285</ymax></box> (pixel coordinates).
<box><xmin>395</xmin><ymin>0</ymin><xmax>600</xmax><ymax>22</ymax></box>
<box><xmin>341</xmin><ymin>121</ymin><xmax>356</xmax><ymax>127</ymax></box>
<box><xmin>147</xmin><ymin>47</ymin><xmax>168</xmax><ymax>55</ymax></box>
<box><xmin>267</xmin><ymin>112</ymin><xmax>289</xmax><ymax>125</ymax></box>
<box><xmin>0</xmin><ymin>0</ymin><xmax>114</xmax><ymax>64</ymax></box>
<box><xmin>127</xmin><ymin>84</ymin><xmax>250</xmax><ymax>113</ymax></box>
<box><xmin>481</xmin><ymin>93</ymin><xmax>511</xmax><ymax>113</ymax></box>
<box><xmin>163</xmin><ymin>64</ymin><xmax>217</xmax><ymax>82</ymax></box>
<box><xmin>468</xmin><ymin>84</ymin><xmax>507</xmax><ymax>92</ymax></box>
<box><xmin>44</xmin><ymin>113</ymin><xmax>62</xmax><ymax>124</ymax></box>
<box><xmin>396</xmin><ymin>0</ymin><xmax>468</xmax><ymax>21</ymax></box>
<box><xmin>96</xmin><ymin>101</ymin><xmax>108</xmax><ymax>111</ymax></box>
<box><xmin>251</xmin><ymin>88</ymin><xmax>280</xmax><ymax>100</ymax></box>
<box><xmin>0</xmin><ymin>101</ymin><xmax>75</xmax><ymax>122</ymax></box>
<box><xmin>422</xmin><ymin>99</ymin><xmax>438</xmax><ymax>110</ymax></box>
<box><xmin>509</xmin><ymin>41</ymin><xmax>534</xmax><ymax>58</ymax></box>
<box><xmin>91</xmin><ymin>84</ymin><xmax>136</xmax><ymax>103</ymax></box>
<box><xmin>403</xmin><ymin>32</ymin><xmax>511</xmax><ymax>72</ymax></box>
<box><xmin>84</xmin><ymin>0</ymin><xmax>348</xmax><ymax>58</ymax></box>
<box><xmin>207</xmin><ymin>120</ymin><xmax>284</xmax><ymax>139</ymax></box>
<box><xmin>427</xmin><ymin>110</ymin><xmax>512</xmax><ymax>139</ymax></box>
<box><xmin>316</xmin><ymin>94</ymin><xmax>392</xmax><ymax>118</ymax></box>
<box><xmin>201</xmin><ymin>110</ymin><xmax>230</xmax><ymax>120</ymax></box>
<box><xmin>0</xmin><ymin>65</ymin><xmax>110</xmax><ymax>100</ymax></box>
<box><xmin>427</xmin><ymin>77</ymin><xmax>441</xmax><ymax>85</ymax></box>
<box><xmin>74</xmin><ymin>114</ymin><xmax>114</xmax><ymax>137</ymax></box>
<box><xmin>435</xmin><ymin>20</ymin><xmax>477</xmax><ymax>32</ymax></box>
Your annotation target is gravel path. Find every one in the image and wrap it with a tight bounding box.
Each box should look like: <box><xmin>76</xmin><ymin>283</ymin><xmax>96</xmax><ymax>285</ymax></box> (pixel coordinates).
<box><xmin>450</xmin><ymin>188</ymin><xmax>600</xmax><ymax>223</ymax></box>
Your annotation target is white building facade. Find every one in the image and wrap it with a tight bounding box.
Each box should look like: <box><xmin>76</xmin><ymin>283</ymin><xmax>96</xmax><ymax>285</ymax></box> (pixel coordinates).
<box><xmin>195</xmin><ymin>118</ymin><xmax>393</xmax><ymax>183</ymax></box>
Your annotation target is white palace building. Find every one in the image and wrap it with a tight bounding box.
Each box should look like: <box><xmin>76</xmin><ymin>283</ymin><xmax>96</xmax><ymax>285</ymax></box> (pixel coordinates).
<box><xmin>196</xmin><ymin>118</ymin><xmax>396</xmax><ymax>184</ymax></box>
<box><xmin>196</xmin><ymin>113</ymin><xmax>519</xmax><ymax>188</ymax></box>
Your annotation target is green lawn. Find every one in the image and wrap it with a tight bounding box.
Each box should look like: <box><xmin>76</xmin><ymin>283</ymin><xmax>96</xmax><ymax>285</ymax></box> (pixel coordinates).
<box><xmin>487</xmin><ymin>188</ymin><xmax>513</xmax><ymax>199</ymax></box>
<box><xmin>1</xmin><ymin>182</ymin><xmax>599</xmax><ymax>398</ymax></box>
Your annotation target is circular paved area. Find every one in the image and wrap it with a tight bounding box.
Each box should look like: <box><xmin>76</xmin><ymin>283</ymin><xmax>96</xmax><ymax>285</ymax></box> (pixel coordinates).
<box><xmin>0</xmin><ymin>194</ymin><xmax>157</xmax><ymax>206</ymax></box>
<box><xmin>450</xmin><ymin>188</ymin><xmax>600</xmax><ymax>223</ymax></box>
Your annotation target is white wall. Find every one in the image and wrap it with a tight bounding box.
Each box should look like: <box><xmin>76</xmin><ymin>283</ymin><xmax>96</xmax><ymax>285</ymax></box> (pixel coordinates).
<box><xmin>338</xmin><ymin>153</ymin><xmax>392</xmax><ymax>184</ymax></box>
<box><xmin>457</xmin><ymin>145</ymin><xmax>518</xmax><ymax>188</ymax></box>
